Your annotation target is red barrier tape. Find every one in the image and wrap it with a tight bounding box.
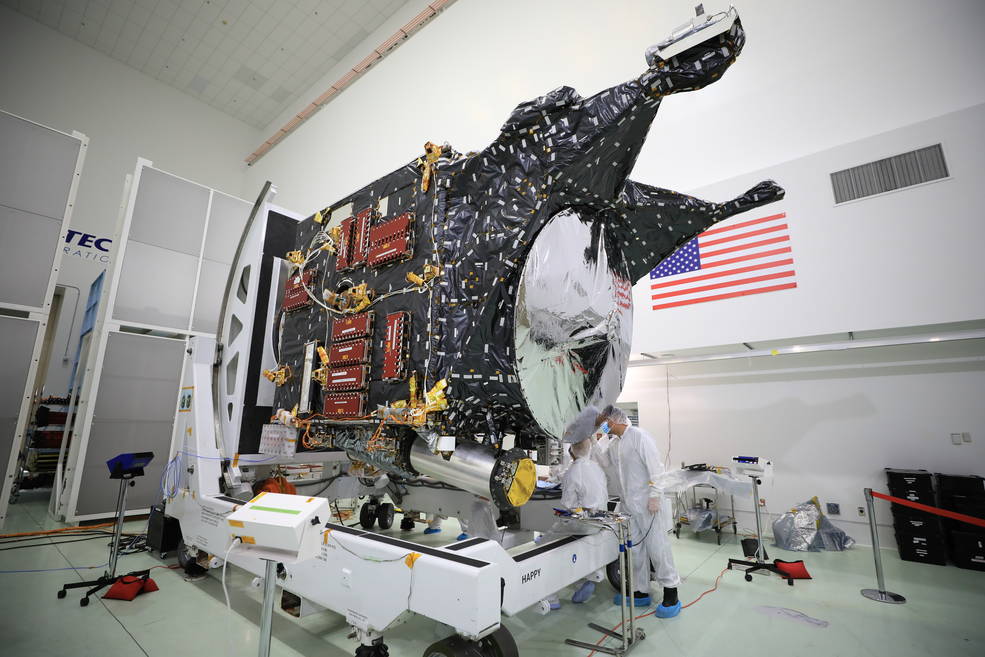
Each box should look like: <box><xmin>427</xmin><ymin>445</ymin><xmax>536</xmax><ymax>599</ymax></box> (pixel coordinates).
<box><xmin>871</xmin><ymin>491</ymin><xmax>985</xmax><ymax>528</ymax></box>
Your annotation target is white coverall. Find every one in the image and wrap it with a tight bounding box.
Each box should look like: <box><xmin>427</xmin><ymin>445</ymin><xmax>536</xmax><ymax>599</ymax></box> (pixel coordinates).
<box><xmin>546</xmin><ymin>453</ymin><xmax>608</xmax><ymax>604</ymax></box>
<box><xmin>601</xmin><ymin>426</ymin><xmax>680</xmax><ymax>591</ymax></box>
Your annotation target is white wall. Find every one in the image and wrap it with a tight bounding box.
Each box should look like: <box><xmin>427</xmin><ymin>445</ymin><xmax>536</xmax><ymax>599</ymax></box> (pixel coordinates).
<box><xmin>246</xmin><ymin>0</ymin><xmax>985</xmax><ymax>215</ymax></box>
<box><xmin>619</xmin><ymin>340</ymin><xmax>985</xmax><ymax>546</ymax></box>
<box><xmin>0</xmin><ymin>5</ymin><xmax>258</xmax><ymax>392</ymax></box>
<box><xmin>631</xmin><ymin>103</ymin><xmax>985</xmax><ymax>353</ymax></box>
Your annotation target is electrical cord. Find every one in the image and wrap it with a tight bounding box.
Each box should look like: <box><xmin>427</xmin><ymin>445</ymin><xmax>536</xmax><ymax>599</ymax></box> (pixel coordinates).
<box><xmin>0</xmin><ymin>522</ymin><xmax>115</xmax><ymax>538</ymax></box>
<box><xmin>586</xmin><ymin>567</ymin><xmax>731</xmax><ymax>657</ymax></box>
<box><xmin>177</xmin><ymin>450</ymin><xmax>279</xmax><ymax>464</ymax></box>
<box><xmin>0</xmin><ymin>535</ymin><xmax>119</xmax><ymax>551</ymax></box>
<box><xmin>161</xmin><ymin>453</ymin><xmax>182</xmax><ymax>500</ymax></box>
<box><xmin>222</xmin><ymin>537</ymin><xmax>242</xmax><ymax>657</ymax></box>
<box><xmin>0</xmin><ymin>562</ymin><xmax>108</xmax><ymax>574</ymax></box>
<box><xmin>0</xmin><ymin>530</ymin><xmax>116</xmax><ymax>545</ymax></box>
<box><xmin>324</xmin><ymin>530</ymin><xmax>412</xmax><ymax>564</ymax></box>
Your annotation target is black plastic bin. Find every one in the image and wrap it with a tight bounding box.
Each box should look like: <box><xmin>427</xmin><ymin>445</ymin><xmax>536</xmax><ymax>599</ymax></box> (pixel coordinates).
<box><xmin>948</xmin><ymin>530</ymin><xmax>985</xmax><ymax>571</ymax></box>
<box><xmin>895</xmin><ymin>530</ymin><xmax>948</xmax><ymax>566</ymax></box>
<box><xmin>936</xmin><ymin>474</ymin><xmax>985</xmax><ymax>499</ymax></box>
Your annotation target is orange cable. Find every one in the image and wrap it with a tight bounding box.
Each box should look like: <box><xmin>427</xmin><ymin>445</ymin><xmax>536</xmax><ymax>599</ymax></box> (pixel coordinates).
<box><xmin>586</xmin><ymin>567</ymin><xmax>730</xmax><ymax>657</ymax></box>
<box><xmin>0</xmin><ymin>522</ymin><xmax>114</xmax><ymax>539</ymax></box>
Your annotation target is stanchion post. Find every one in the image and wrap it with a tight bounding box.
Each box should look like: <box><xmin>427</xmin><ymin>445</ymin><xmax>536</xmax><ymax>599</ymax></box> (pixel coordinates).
<box><xmin>860</xmin><ymin>487</ymin><xmax>906</xmax><ymax>605</ymax></box>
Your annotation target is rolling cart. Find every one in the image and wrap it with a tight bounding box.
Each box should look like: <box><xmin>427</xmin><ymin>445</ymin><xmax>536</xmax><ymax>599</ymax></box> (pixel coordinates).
<box><xmin>674</xmin><ymin>482</ymin><xmax>737</xmax><ymax>545</ymax></box>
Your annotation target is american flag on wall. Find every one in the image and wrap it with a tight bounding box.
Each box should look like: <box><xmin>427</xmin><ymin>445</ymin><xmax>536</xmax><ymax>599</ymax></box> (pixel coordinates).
<box><xmin>649</xmin><ymin>212</ymin><xmax>796</xmax><ymax>310</ymax></box>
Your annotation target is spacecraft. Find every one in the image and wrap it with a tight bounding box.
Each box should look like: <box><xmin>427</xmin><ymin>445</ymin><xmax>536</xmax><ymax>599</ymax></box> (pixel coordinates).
<box><xmin>265</xmin><ymin>8</ymin><xmax>784</xmax><ymax>510</ymax></box>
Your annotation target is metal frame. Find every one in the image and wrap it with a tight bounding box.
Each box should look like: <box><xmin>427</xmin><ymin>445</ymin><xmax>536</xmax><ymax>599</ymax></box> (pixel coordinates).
<box><xmin>53</xmin><ymin>159</ymin><xmax>267</xmax><ymax>522</ymax></box>
<box><xmin>0</xmin><ymin>111</ymin><xmax>88</xmax><ymax>527</ymax></box>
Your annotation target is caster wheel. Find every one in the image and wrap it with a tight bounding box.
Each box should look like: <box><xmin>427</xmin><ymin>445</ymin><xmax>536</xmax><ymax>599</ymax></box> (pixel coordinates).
<box><xmin>359</xmin><ymin>502</ymin><xmax>377</xmax><ymax>529</ymax></box>
<box><xmin>400</xmin><ymin>516</ymin><xmax>415</xmax><ymax>531</ymax></box>
<box><xmin>159</xmin><ymin>551</ymin><xmax>168</xmax><ymax>559</ymax></box>
<box><xmin>376</xmin><ymin>503</ymin><xmax>395</xmax><ymax>530</ymax></box>
<box><xmin>80</xmin><ymin>597</ymin><xmax>89</xmax><ymax>607</ymax></box>
<box><xmin>745</xmin><ymin>574</ymin><xmax>753</xmax><ymax>582</ymax></box>
<box><xmin>57</xmin><ymin>590</ymin><xmax>66</xmax><ymax>599</ymax></box>
<box><xmin>787</xmin><ymin>579</ymin><xmax>794</xmax><ymax>586</ymax></box>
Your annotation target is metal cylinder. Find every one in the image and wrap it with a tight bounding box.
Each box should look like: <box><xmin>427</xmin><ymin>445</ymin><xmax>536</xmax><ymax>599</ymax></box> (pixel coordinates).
<box><xmin>408</xmin><ymin>438</ymin><xmax>535</xmax><ymax>509</ymax></box>
<box><xmin>860</xmin><ymin>487</ymin><xmax>907</xmax><ymax>604</ymax></box>
<box><xmin>864</xmin><ymin>488</ymin><xmax>886</xmax><ymax>591</ymax></box>
<box><xmin>108</xmin><ymin>478</ymin><xmax>130</xmax><ymax>577</ymax></box>
<box><xmin>258</xmin><ymin>559</ymin><xmax>277</xmax><ymax>657</ymax></box>
<box><xmin>752</xmin><ymin>476</ymin><xmax>765</xmax><ymax>562</ymax></box>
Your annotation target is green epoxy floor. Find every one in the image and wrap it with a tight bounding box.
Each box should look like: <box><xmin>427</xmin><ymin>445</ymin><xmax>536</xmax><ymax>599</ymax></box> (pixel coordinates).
<box><xmin>2</xmin><ymin>491</ymin><xmax>983</xmax><ymax>657</ymax></box>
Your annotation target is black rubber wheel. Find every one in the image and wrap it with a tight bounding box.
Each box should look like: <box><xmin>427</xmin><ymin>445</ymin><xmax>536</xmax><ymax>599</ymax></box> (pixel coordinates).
<box><xmin>476</xmin><ymin>625</ymin><xmax>518</xmax><ymax>657</ymax></box>
<box><xmin>422</xmin><ymin>625</ymin><xmax>518</xmax><ymax>657</ymax></box>
<box><xmin>745</xmin><ymin>573</ymin><xmax>753</xmax><ymax>582</ymax></box>
<box><xmin>57</xmin><ymin>589</ymin><xmax>66</xmax><ymax>599</ymax></box>
<box><xmin>787</xmin><ymin>579</ymin><xmax>794</xmax><ymax>586</ymax></box>
<box><xmin>359</xmin><ymin>502</ymin><xmax>377</xmax><ymax>529</ymax></box>
<box><xmin>80</xmin><ymin>597</ymin><xmax>89</xmax><ymax>607</ymax></box>
<box><xmin>376</xmin><ymin>503</ymin><xmax>395</xmax><ymax>530</ymax></box>
<box><xmin>605</xmin><ymin>558</ymin><xmax>655</xmax><ymax>593</ymax></box>
<box><xmin>400</xmin><ymin>516</ymin><xmax>415</xmax><ymax>531</ymax></box>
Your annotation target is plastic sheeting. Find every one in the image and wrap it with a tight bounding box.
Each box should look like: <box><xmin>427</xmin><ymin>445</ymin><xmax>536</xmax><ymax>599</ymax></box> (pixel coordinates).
<box><xmin>686</xmin><ymin>507</ymin><xmax>718</xmax><ymax>532</ymax></box>
<box><xmin>772</xmin><ymin>498</ymin><xmax>856</xmax><ymax>552</ymax></box>
<box><xmin>650</xmin><ymin>469</ymin><xmax>754</xmax><ymax>498</ymax></box>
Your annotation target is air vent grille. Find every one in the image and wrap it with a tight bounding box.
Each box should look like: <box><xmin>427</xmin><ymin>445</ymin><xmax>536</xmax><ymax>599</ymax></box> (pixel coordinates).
<box><xmin>831</xmin><ymin>144</ymin><xmax>948</xmax><ymax>204</ymax></box>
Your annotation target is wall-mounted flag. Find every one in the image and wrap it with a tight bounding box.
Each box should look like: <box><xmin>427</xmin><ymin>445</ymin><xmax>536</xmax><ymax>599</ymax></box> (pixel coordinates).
<box><xmin>650</xmin><ymin>212</ymin><xmax>796</xmax><ymax>310</ymax></box>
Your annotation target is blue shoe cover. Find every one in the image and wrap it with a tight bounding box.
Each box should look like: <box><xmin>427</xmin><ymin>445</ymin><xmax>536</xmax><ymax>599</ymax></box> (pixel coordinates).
<box><xmin>613</xmin><ymin>593</ymin><xmax>650</xmax><ymax>607</ymax></box>
<box><xmin>423</xmin><ymin>528</ymin><xmax>442</xmax><ymax>535</ymax></box>
<box><xmin>549</xmin><ymin>599</ymin><xmax>562</xmax><ymax>610</ymax></box>
<box><xmin>572</xmin><ymin>580</ymin><xmax>596</xmax><ymax>603</ymax></box>
<box><xmin>654</xmin><ymin>600</ymin><xmax>682</xmax><ymax>618</ymax></box>
<box><xmin>456</xmin><ymin>533</ymin><xmax>469</xmax><ymax>541</ymax></box>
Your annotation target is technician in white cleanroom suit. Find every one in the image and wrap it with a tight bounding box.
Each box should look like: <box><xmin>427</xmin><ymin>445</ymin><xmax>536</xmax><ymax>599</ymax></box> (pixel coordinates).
<box><xmin>541</xmin><ymin>406</ymin><xmax>607</xmax><ymax>609</ymax></box>
<box><xmin>595</xmin><ymin>405</ymin><xmax>682</xmax><ymax>617</ymax></box>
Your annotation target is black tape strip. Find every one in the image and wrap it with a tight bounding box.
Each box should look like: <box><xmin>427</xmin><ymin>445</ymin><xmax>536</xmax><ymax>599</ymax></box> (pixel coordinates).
<box><xmin>444</xmin><ymin>537</ymin><xmax>489</xmax><ymax>551</ymax></box>
<box><xmin>323</xmin><ymin>523</ymin><xmax>490</xmax><ymax>569</ymax></box>
<box><xmin>512</xmin><ymin>535</ymin><xmax>580</xmax><ymax>563</ymax></box>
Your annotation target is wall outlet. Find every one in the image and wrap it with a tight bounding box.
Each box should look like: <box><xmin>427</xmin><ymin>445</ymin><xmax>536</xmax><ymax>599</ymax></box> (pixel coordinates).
<box><xmin>826</xmin><ymin>503</ymin><xmax>841</xmax><ymax>515</ymax></box>
<box><xmin>857</xmin><ymin>506</ymin><xmax>865</xmax><ymax>517</ymax></box>
<box><xmin>951</xmin><ymin>433</ymin><xmax>963</xmax><ymax>445</ymax></box>
<box><xmin>962</xmin><ymin>432</ymin><xmax>972</xmax><ymax>443</ymax></box>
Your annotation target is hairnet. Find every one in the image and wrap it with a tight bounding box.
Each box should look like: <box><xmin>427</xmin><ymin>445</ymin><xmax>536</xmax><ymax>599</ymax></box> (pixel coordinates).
<box><xmin>601</xmin><ymin>404</ymin><xmax>630</xmax><ymax>426</ymax></box>
<box><xmin>562</xmin><ymin>405</ymin><xmax>600</xmax><ymax>443</ymax></box>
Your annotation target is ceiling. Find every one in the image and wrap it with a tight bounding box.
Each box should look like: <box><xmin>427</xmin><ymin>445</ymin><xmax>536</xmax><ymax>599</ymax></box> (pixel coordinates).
<box><xmin>2</xmin><ymin>0</ymin><xmax>411</xmax><ymax>128</ymax></box>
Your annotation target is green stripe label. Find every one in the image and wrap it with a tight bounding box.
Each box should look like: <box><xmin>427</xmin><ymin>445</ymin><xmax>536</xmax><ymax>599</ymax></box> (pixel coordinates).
<box><xmin>250</xmin><ymin>505</ymin><xmax>301</xmax><ymax>515</ymax></box>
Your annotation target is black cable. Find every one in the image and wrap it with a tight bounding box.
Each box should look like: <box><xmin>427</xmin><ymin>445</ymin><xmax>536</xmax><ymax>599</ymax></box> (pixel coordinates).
<box><xmin>0</xmin><ymin>535</ymin><xmax>112</xmax><ymax>551</ymax></box>
<box><xmin>0</xmin><ymin>531</ymin><xmax>116</xmax><ymax>545</ymax></box>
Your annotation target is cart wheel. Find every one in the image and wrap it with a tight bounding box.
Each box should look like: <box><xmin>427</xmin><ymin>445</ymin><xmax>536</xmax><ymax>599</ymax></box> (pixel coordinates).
<box><xmin>57</xmin><ymin>589</ymin><xmax>66</xmax><ymax>599</ymax></box>
<box><xmin>787</xmin><ymin>579</ymin><xmax>794</xmax><ymax>586</ymax></box>
<box><xmin>376</xmin><ymin>503</ymin><xmax>395</xmax><ymax>530</ymax></box>
<box><xmin>606</xmin><ymin>558</ymin><xmax>654</xmax><ymax>592</ymax></box>
<box><xmin>423</xmin><ymin>624</ymin><xmax>518</xmax><ymax>657</ymax></box>
<box><xmin>80</xmin><ymin>597</ymin><xmax>89</xmax><ymax>607</ymax></box>
<box><xmin>359</xmin><ymin>502</ymin><xmax>377</xmax><ymax>529</ymax></box>
<box><xmin>400</xmin><ymin>516</ymin><xmax>416</xmax><ymax>531</ymax></box>
<box><xmin>745</xmin><ymin>574</ymin><xmax>753</xmax><ymax>582</ymax></box>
